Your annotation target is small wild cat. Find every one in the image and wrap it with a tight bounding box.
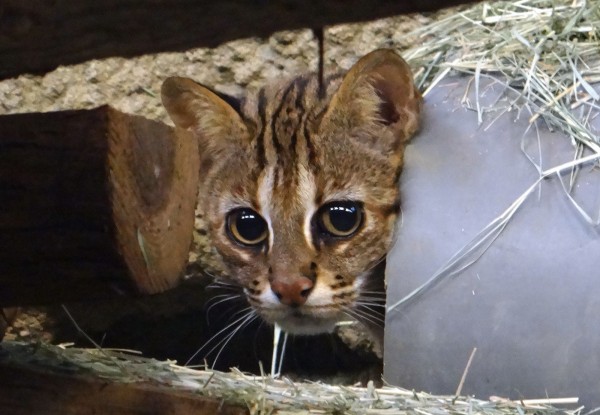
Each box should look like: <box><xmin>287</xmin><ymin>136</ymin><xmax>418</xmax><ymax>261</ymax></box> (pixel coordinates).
<box><xmin>162</xmin><ymin>49</ymin><xmax>421</xmax><ymax>347</ymax></box>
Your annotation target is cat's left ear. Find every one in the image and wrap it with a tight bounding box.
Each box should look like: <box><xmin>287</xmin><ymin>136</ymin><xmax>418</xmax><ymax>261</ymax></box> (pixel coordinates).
<box><xmin>320</xmin><ymin>49</ymin><xmax>422</xmax><ymax>147</ymax></box>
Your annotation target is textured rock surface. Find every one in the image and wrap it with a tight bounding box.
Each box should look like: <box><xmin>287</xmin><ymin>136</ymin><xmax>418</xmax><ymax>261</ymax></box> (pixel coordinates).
<box><xmin>0</xmin><ymin>16</ymin><xmax>429</xmax><ymax>118</ymax></box>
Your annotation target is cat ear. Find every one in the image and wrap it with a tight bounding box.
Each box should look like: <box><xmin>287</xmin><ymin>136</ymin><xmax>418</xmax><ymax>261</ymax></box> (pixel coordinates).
<box><xmin>320</xmin><ymin>49</ymin><xmax>421</xmax><ymax>146</ymax></box>
<box><xmin>161</xmin><ymin>77</ymin><xmax>248</xmax><ymax>149</ymax></box>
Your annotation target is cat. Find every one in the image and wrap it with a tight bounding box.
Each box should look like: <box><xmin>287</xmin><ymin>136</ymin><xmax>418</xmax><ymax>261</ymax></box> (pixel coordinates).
<box><xmin>161</xmin><ymin>49</ymin><xmax>421</xmax><ymax>347</ymax></box>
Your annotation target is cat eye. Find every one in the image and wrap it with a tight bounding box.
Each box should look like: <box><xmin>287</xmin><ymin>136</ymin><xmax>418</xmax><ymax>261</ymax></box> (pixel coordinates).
<box><xmin>317</xmin><ymin>201</ymin><xmax>363</xmax><ymax>238</ymax></box>
<box><xmin>226</xmin><ymin>208</ymin><xmax>268</xmax><ymax>246</ymax></box>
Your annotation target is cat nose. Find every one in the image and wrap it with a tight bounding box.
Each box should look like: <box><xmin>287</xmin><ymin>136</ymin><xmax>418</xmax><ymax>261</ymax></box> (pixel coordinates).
<box><xmin>270</xmin><ymin>277</ymin><xmax>314</xmax><ymax>307</ymax></box>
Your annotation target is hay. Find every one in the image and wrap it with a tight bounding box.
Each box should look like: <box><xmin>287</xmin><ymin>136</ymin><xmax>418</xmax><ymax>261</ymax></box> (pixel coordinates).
<box><xmin>406</xmin><ymin>0</ymin><xmax>600</xmax><ymax>114</ymax></box>
<box><xmin>388</xmin><ymin>0</ymin><xmax>600</xmax><ymax>312</ymax></box>
<box><xmin>0</xmin><ymin>341</ymin><xmax>580</xmax><ymax>415</ymax></box>
<box><xmin>404</xmin><ymin>0</ymin><xmax>600</xmax><ymax>154</ymax></box>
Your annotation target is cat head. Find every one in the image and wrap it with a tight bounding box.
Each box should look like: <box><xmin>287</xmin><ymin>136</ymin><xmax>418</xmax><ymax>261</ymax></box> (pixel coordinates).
<box><xmin>162</xmin><ymin>49</ymin><xmax>421</xmax><ymax>335</ymax></box>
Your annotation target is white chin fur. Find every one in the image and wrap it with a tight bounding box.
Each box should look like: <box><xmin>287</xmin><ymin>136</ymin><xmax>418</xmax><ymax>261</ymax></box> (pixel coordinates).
<box><xmin>270</xmin><ymin>314</ymin><xmax>340</xmax><ymax>335</ymax></box>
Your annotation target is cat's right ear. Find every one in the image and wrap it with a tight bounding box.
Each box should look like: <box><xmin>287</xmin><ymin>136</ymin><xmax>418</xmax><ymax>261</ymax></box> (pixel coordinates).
<box><xmin>161</xmin><ymin>77</ymin><xmax>248</xmax><ymax>146</ymax></box>
<box><xmin>320</xmin><ymin>49</ymin><xmax>421</xmax><ymax>150</ymax></box>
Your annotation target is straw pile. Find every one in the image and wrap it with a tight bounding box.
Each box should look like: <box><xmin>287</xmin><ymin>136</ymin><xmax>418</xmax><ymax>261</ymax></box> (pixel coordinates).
<box><xmin>0</xmin><ymin>341</ymin><xmax>579</xmax><ymax>415</ymax></box>
<box><xmin>405</xmin><ymin>0</ymin><xmax>600</xmax><ymax>169</ymax></box>
<box><xmin>408</xmin><ymin>0</ymin><xmax>600</xmax><ymax>149</ymax></box>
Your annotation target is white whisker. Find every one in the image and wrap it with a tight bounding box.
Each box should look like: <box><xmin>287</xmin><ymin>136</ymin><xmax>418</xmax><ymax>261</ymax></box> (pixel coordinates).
<box><xmin>205</xmin><ymin>294</ymin><xmax>243</xmax><ymax>324</ymax></box>
<box><xmin>185</xmin><ymin>306</ymin><xmax>253</xmax><ymax>366</ymax></box>
<box><xmin>354</xmin><ymin>308</ymin><xmax>385</xmax><ymax>324</ymax></box>
<box><xmin>205</xmin><ymin>293</ymin><xmax>241</xmax><ymax>306</ymax></box>
<box><xmin>355</xmin><ymin>305</ymin><xmax>386</xmax><ymax>322</ymax></box>
<box><xmin>210</xmin><ymin>312</ymin><xmax>259</xmax><ymax>369</ymax></box>
<box><xmin>206</xmin><ymin>282</ymin><xmax>242</xmax><ymax>292</ymax></box>
<box><xmin>352</xmin><ymin>303</ymin><xmax>385</xmax><ymax>321</ymax></box>
<box><xmin>356</xmin><ymin>297</ymin><xmax>386</xmax><ymax>303</ymax></box>
<box><xmin>360</xmin><ymin>290</ymin><xmax>385</xmax><ymax>297</ymax></box>
<box><xmin>355</xmin><ymin>302</ymin><xmax>385</xmax><ymax>310</ymax></box>
<box><xmin>343</xmin><ymin>307</ymin><xmax>384</xmax><ymax>327</ymax></box>
<box><xmin>364</xmin><ymin>255</ymin><xmax>387</xmax><ymax>273</ymax></box>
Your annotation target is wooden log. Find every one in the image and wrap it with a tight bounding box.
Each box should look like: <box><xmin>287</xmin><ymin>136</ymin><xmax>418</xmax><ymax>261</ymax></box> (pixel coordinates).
<box><xmin>0</xmin><ymin>0</ymin><xmax>484</xmax><ymax>80</ymax></box>
<box><xmin>0</xmin><ymin>106</ymin><xmax>199</xmax><ymax>306</ymax></box>
<box><xmin>0</xmin><ymin>362</ymin><xmax>247</xmax><ymax>415</ymax></box>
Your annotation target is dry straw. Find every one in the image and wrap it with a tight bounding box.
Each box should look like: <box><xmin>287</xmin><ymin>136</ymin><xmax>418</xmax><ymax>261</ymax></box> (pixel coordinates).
<box><xmin>404</xmin><ymin>0</ymin><xmax>600</xmax><ymax>188</ymax></box>
<box><xmin>0</xmin><ymin>341</ymin><xmax>581</xmax><ymax>415</ymax></box>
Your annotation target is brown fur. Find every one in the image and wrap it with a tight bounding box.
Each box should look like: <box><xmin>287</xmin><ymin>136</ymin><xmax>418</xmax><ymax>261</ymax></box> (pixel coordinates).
<box><xmin>162</xmin><ymin>49</ymin><xmax>422</xmax><ymax>343</ymax></box>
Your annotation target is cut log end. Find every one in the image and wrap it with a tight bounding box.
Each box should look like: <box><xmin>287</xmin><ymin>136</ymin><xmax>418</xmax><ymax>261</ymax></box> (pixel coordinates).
<box><xmin>0</xmin><ymin>106</ymin><xmax>199</xmax><ymax>306</ymax></box>
<box><xmin>107</xmin><ymin>108</ymin><xmax>199</xmax><ymax>294</ymax></box>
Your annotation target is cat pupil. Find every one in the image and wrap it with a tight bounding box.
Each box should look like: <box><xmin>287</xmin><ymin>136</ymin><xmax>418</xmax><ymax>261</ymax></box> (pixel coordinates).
<box><xmin>235</xmin><ymin>211</ymin><xmax>265</xmax><ymax>240</ymax></box>
<box><xmin>328</xmin><ymin>205</ymin><xmax>358</xmax><ymax>232</ymax></box>
<box><xmin>318</xmin><ymin>201</ymin><xmax>362</xmax><ymax>237</ymax></box>
<box><xmin>227</xmin><ymin>208</ymin><xmax>267</xmax><ymax>246</ymax></box>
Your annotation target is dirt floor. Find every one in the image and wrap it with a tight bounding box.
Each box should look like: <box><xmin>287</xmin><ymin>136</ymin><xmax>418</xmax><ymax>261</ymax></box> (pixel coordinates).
<box><xmin>1</xmin><ymin>13</ymin><xmax>435</xmax><ymax>383</ymax></box>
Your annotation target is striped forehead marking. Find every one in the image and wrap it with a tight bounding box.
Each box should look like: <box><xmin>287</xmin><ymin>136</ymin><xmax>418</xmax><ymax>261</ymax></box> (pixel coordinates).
<box><xmin>298</xmin><ymin>164</ymin><xmax>318</xmax><ymax>251</ymax></box>
<box><xmin>248</xmin><ymin>74</ymin><xmax>339</xmax><ymax>253</ymax></box>
<box><xmin>257</xmin><ymin>166</ymin><xmax>275</xmax><ymax>251</ymax></box>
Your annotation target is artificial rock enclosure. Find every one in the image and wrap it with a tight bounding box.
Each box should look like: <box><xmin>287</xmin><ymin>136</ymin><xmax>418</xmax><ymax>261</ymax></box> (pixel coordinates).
<box><xmin>2</xmin><ymin>0</ymin><xmax>600</xmax><ymax>414</ymax></box>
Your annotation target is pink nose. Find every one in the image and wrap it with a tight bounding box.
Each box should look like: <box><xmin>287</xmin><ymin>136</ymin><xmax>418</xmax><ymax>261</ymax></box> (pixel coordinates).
<box><xmin>270</xmin><ymin>277</ymin><xmax>314</xmax><ymax>307</ymax></box>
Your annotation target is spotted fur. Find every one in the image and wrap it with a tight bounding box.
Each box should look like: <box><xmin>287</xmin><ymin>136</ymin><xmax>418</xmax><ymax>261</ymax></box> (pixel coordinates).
<box><xmin>162</xmin><ymin>49</ymin><xmax>422</xmax><ymax>343</ymax></box>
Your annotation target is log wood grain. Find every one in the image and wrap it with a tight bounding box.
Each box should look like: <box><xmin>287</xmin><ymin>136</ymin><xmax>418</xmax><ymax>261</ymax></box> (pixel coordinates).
<box><xmin>0</xmin><ymin>106</ymin><xmax>199</xmax><ymax>306</ymax></box>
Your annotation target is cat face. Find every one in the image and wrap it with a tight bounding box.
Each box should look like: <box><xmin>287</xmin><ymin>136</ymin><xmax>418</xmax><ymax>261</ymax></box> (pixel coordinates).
<box><xmin>162</xmin><ymin>49</ymin><xmax>421</xmax><ymax>335</ymax></box>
